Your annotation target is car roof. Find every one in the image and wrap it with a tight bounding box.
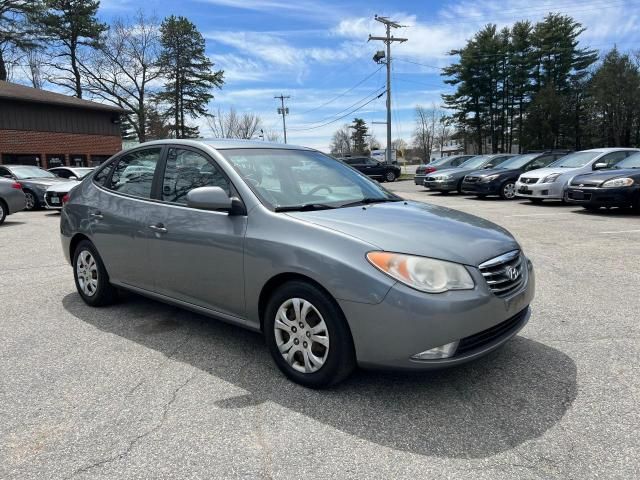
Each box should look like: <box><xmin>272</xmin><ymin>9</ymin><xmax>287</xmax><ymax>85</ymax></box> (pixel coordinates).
<box><xmin>138</xmin><ymin>139</ymin><xmax>314</xmax><ymax>152</ymax></box>
<box><xmin>577</xmin><ymin>147</ymin><xmax>640</xmax><ymax>153</ymax></box>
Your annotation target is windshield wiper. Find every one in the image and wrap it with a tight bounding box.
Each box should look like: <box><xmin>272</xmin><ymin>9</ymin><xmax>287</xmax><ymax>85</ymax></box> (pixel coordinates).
<box><xmin>338</xmin><ymin>197</ymin><xmax>401</xmax><ymax>208</ymax></box>
<box><xmin>274</xmin><ymin>203</ymin><xmax>338</xmax><ymax>212</ymax></box>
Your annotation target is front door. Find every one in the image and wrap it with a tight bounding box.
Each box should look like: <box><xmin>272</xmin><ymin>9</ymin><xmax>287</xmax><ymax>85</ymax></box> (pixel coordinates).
<box><xmin>90</xmin><ymin>146</ymin><xmax>163</xmax><ymax>291</ymax></box>
<box><xmin>148</xmin><ymin>146</ymin><xmax>247</xmax><ymax>318</ymax></box>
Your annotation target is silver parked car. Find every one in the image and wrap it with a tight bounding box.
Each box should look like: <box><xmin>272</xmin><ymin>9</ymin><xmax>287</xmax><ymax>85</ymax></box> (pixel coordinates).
<box><xmin>0</xmin><ymin>177</ymin><xmax>26</xmax><ymax>224</ymax></box>
<box><xmin>0</xmin><ymin>165</ymin><xmax>69</xmax><ymax>210</ymax></box>
<box><xmin>60</xmin><ymin>140</ymin><xmax>535</xmax><ymax>387</ymax></box>
<box><xmin>515</xmin><ymin>148</ymin><xmax>639</xmax><ymax>202</ymax></box>
<box><xmin>45</xmin><ymin>168</ymin><xmax>94</xmax><ymax>210</ymax></box>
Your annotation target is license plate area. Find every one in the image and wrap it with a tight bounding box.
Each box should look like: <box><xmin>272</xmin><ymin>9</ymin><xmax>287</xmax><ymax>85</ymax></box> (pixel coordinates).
<box><xmin>518</xmin><ymin>187</ymin><xmax>532</xmax><ymax>194</ymax></box>
<box><xmin>50</xmin><ymin>196</ymin><xmax>60</xmax><ymax>204</ymax></box>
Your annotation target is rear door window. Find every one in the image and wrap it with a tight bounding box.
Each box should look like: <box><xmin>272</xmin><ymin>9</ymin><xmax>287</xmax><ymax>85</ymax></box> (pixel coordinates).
<box><xmin>106</xmin><ymin>148</ymin><xmax>162</xmax><ymax>198</ymax></box>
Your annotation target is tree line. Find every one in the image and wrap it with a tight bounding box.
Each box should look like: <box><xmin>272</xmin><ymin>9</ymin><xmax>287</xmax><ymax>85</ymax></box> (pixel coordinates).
<box><xmin>442</xmin><ymin>13</ymin><xmax>640</xmax><ymax>153</ymax></box>
<box><xmin>0</xmin><ymin>0</ymin><xmax>246</xmax><ymax>141</ymax></box>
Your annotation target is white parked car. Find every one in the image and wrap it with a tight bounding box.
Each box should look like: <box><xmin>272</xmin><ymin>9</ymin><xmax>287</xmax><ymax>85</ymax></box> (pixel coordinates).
<box><xmin>515</xmin><ymin>148</ymin><xmax>639</xmax><ymax>203</ymax></box>
<box><xmin>45</xmin><ymin>167</ymin><xmax>94</xmax><ymax>210</ymax></box>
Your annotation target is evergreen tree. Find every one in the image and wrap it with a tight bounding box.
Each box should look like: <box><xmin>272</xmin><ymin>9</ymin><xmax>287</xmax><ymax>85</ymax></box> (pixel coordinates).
<box><xmin>156</xmin><ymin>15</ymin><xmax>224</xmax><ymax>138</ymax></box>
<box><xmin>39</xmin><ymin>0</ymin><xmax>106</xmax><ymax>98</ymax></box>
<box><xmin>0</xmin><ymin>0</ymin><xmax>43</xmax><ymax>81</ymax></box>
<box><xmin>349</xmin><ymin>118</ymin><xmax>369</xmax><ymax>154</ymax></box>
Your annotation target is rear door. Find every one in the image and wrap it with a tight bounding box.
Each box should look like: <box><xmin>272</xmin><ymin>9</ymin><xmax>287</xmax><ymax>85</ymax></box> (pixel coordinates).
<box><xmin>146</xmin><ymin>146</ymin><xmax>247</xmax><ymax>318</ymax></box>
<box><xmin>89</xmin><ymin>146</ymin><xmax>164</xmax><ymax>291</ymax></box>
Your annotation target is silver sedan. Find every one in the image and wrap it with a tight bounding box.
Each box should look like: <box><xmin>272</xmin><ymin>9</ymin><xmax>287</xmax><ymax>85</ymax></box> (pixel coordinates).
<box><xmin>0</xmin><ymin>177</ymin><xmax>26</xmax><ymax>224</ymax></box>
<box><xmin>60</xmin><ymin>140</ymin><xmax>535</xmax><ymax>387</ymax></box>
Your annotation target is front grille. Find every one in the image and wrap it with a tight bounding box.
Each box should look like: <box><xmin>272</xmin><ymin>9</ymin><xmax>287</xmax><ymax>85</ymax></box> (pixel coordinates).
<box><xmin>520</xmin><ymin>177</ymin><xmax>538</xmax><ymax>184</ymax></box>
<box><xmin>567</xmin><ymin>191</ymin><xmax>592</xmax><ymax>201</ymax></box>
<box><xmin>479</xmin><ymin>250</ymin><xmax>525</xmax><ymax>298</ymax></box>
<box><xmin>570</xmin><ymin>179</ymin><xmax>600</xmax><ymax>187</ymax></box>
<box><xmin>456</xmin><ymin>308</ymin><xmax>528</xmax><ymax>355</ymax></box>
<box><xmin>465</xmin><ymin>176</ymin><xmax>479</xmax><ymax>183</ymax></box>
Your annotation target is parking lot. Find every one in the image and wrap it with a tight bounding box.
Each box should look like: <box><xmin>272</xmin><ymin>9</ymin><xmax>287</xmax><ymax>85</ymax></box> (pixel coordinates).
<box><xmin>1</xmin><ymin>182</ymin><xmax>638</xmax><ymax>479</ymax></box>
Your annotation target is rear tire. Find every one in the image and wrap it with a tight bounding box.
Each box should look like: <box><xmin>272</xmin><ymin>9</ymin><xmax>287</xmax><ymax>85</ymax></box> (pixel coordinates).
<box><xmin>385</xmin><ymin>171</ymin><xmax>397</xmax><ymax>182</ymax></box>
<box><xmin>0</xmin><ymin>199</ymin><xmax>7</xmax><ymax>224</ymax></box>
<box><xmin>73</xmin><ymin>240</ymin><xmax>118</xmax><ymax>307</ymax></box>
<box><xmin>264</xmin><ymin>281</ymin><xmax>356</xmax><ymax>388</ymax></box>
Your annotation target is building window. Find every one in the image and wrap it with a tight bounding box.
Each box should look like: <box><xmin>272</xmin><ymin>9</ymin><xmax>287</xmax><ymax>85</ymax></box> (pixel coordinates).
<box><xmin>70</xmin><ymin>154</ymin><xmax>87</xmax><ymax>167</ymax></box>
<box><xmin>46</xmin><ymin>154</ymin><xmax>66</xmax><ymax>168</ymax></box>
<box><xmin>90</xmin><ymin>155</ymin><xmax>112</xmax><ymax>166</ymax></box>
<box><xmin>1</xmin><ymin>154</ymin><xmax>41</xmax><ymax>166</ymax></box>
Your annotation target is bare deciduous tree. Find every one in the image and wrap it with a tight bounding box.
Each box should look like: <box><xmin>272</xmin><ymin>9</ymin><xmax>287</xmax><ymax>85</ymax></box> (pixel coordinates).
<box><xmin>80</xmin><ymin>11</ymin><xmax>162</xmax><ymax>142</ymax></box>
<box><xmin>206</xmin><ymin>107</ymin><xmax>263</xmax><ymax>139</ymax></box>
<box><xmin>329</xmin><ymin>124</ymin><xmax>352</xmax><ymax>156</ymax></box>
<box><xmin>413</xmin><ymin>104</ymin><xmax>439</xmax><ymax>161</ymax></box>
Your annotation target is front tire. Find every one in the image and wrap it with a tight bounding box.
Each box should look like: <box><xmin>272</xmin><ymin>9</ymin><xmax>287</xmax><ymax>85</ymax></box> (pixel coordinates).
<box><xmin>73</xmin><ymin>240</ymin><xmax>118</xmax><ymax>306</ymax></box>
<box><xmin>24</xmin><ymin>190</ymin><xmax>38</xmax><ymax>211</ymax></box>
<box><xmin>385</xmin><ymin>171</ymin><xmax>397</xmax><ymax>182</ymax></box>
<box><xmin>264</xmin><ymin>281</ymin><xmax>356</xmax><ymax>388</ymax></box>
<box><xmin>500</xmin><ymin>181</ymin><xmax>517</xmax><ymax>200</ymax></box>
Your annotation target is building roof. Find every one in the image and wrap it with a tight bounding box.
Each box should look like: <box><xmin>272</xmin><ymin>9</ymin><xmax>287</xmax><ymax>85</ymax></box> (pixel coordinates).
<box><xmin>0</xmin><ymin>81</ymin><xmax>125</xmax><ymax>113</ymax></box>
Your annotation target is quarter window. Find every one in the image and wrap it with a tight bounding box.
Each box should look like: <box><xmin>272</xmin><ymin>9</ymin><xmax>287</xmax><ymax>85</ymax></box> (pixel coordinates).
<box><xmin>161</xmin><ymin>148</ymin><xmax>230</xmax><ymax>205</ymax></box>
<box><xmin>107</xmin><ymin>148</ymin><xmax>161</xmax><ymax>198</ymax></box>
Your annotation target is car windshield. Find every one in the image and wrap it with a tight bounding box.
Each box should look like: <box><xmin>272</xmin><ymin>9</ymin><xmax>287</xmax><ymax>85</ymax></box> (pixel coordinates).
<box><xmin>221</xmin><ymin>148</ymin><xmax>401</xmax><ymax>211</ymax></box>
<box><xmin>496</xmin><ymin>153</ymin><xmax>540</xmax><ymax>169</ymax></box>
<box><xmin>73</xmin><ymin>168</ymin><xmax>95</xmax><ymax>178</ymax></box>
<box><xmin>612</xmin><ymin>153</ymin><xmax>640</xmax><ymax>169</ymax></box>
<box><xmin>550</xmin><ymin>151</ymin><xmax>601</xmax><ymax>168</ymax></box>
<box><xmin>10</xmin><ymin>166</ymin><xmax>56</xmax><ymax>179</ymax></box>
<box><xmin>429</xmin><ymin>157</ymin><xmax>455</xmax><ymax>166</ymax></box>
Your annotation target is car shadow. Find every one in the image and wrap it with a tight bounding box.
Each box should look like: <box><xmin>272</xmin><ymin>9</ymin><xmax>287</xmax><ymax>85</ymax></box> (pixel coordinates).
<box><xmin>572</xmin><ymin>207</ymin><xmax>640</xmax><ymax>218</ymax></box>
<box><xmin>62</xmin><ymin>292</ymin><xmax>577</xmax><ymax>459</ymax></box>
<box><xmin>0</xmin><ymin>220</ymin><xmax>26</xmax><ymax>227</ymax></box>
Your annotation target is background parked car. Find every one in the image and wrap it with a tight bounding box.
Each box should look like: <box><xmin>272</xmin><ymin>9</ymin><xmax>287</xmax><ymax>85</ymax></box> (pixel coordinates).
<box><xmin>423</xmin><ymin>154</ymin><xmax>514</xmax><ymax>193</ymax></box>
<box><xmin>566</xmin><ymin>152</ymin><xmax>640</xmax><ymax>211</ymax></box>
<box><xmin>341</xmin><ymin>156</ymin><xmax>401</xmax><ymax>182</ymax></box>
<box><xmin>515</xmin><ymin>148</ymin><xmax>638</xmax><ymax>203</ymax></box>
<box><xmin>49</xmin><ymin>166</ymin><xmax>95</xmax><ymax>180</ymax></box>
<box><xmin>414</xmin><ymin>155</ymin><xmax>476</xmax><ymax>185</ymax></box>
<box><xmin>0</xmin><ymin>165</ymin><xmax>68</xmax><ymax>210</ymax></box>
<box><xmin>462</xmin><ymin>151</ymin><xmax>570</xmax><ymax>199</ymax></box>
<box><xmin>0</xmin><ymin>177</ymin><xmax>26</xmax><ymax>224</ymax></box>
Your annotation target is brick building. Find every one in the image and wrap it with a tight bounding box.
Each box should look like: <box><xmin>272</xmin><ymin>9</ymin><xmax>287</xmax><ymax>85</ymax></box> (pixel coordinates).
<box><xmin>0</xmin><ymin>81</ymin><xmax>124</xmax><ymax>169</ymax></box>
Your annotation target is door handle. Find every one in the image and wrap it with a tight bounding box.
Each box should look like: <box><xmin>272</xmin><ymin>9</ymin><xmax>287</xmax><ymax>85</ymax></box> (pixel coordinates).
<box><xmin>148</xmin><ymin>223</ymin><xmax>168</xmax><ymax>234</ymax></box>
<box><xmin>90</xmin><ymin>211</ymin><xmax>103</xmax><ymax>219</ymax></box>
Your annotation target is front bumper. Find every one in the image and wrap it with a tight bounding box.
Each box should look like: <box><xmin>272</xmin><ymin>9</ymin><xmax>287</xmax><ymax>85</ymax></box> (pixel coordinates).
<box><xmin>515</xmin><ymin>180</ymin><xmax>564</xmax><ymax>200</ymax></box>
<box><xmin>461</xmin><ymin>181</ymin><xmax>500</xmax><ymax>195</ymax></box>
<box><xmin>44</xmin><ymin>190</ymin><xmax>65</xmax><ymax>210</ymax></box>
<box><xmin>339</xmin><ymin>259</ymin><xmax>535</xmax><ymax>370</ymax></box>
<box><xmin>566</xmin><ymin>186</ymin><xmax>638</xmax><ymax>207</ymax></box>
<box><xmin>424</xmin><ymin>179</ymin><xmax>458</xmax><ymax>191</ymax></box>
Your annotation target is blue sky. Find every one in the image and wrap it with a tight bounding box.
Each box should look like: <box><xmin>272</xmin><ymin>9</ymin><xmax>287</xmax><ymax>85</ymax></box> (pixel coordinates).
<box><xmin>98</xmin><ymin>0</ymin><xmax>640</xmax><ymax>150</ymax></box>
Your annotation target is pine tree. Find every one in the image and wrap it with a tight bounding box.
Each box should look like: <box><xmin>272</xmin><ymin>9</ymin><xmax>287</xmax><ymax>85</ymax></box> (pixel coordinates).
<box><xmin>0</xmin><ymin>0</ymin><xmax>43</xmax><ymax>81</ymax></box>
<box><xmin>349</xmin><ymin>118</ymin><xmax>369</xmax><ymax>154</ymax></box>
<box><xmin>156</xmin><ymin>15</ymin><xmax>224</xmax><ymax>139</ymax></box>
<box><xmin>39</xmin><ymin>0</ymin><xmax>107</xmax><ymax>98</ymax></box>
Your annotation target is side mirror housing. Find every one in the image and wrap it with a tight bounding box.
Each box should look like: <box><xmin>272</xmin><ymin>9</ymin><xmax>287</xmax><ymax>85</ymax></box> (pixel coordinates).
<box><xmin>185</xmin><ymin>186</ymin><xmax>244</xmax><ymax>214</ymax></box>
<box><xmin>593</xmin><ymin>162</ymin><xmax>607</xmax><ymax>170</ymax></box>
<box><xmin>484</xmin><ymin>164</ymin><xmax>494</xmax><ymax>169</ymax></box>
<box><xmin>69</xmin><ymin>175</ymin><xmax>79</xmax><ymax>180</ymax></box>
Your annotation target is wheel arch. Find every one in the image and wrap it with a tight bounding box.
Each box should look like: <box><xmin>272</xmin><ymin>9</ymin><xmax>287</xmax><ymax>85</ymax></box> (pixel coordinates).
<box><xmin>69</xmin><ymin>233</ymin><xmax>92</xmax><ymax>261</ymax></box>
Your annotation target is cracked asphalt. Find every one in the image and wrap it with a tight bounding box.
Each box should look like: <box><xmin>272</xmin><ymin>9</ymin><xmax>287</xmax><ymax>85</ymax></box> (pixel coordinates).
<box><xmin>1</xmin><ymin>183</ymin><xmax>639</xmax><ymax>479</ymax></box>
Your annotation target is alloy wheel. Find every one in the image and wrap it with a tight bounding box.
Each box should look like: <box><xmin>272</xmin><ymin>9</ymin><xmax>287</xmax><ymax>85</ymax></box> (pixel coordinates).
<box><xmin>503</xmin><ymin>182</ymin><xmax>516</xmax><ymax>199</ymax></box>
<box><xmin>274</xmin><ymin>298</ymin><xmax>330</xmax><ymax>373</ymax></box>
<box><xmin>76</xmin><ymin>250</ymin><xmax>98</xmax><ymax>297</ymax></box>
<box><xmin>386</xmin><ymin>171</ymin><xmax>396</xmax><ymax>182</ymax></box>
<box><xmin>25</xmin><ymin>192</ymin><xmax>35</xmax><ymax>210</ymax></box>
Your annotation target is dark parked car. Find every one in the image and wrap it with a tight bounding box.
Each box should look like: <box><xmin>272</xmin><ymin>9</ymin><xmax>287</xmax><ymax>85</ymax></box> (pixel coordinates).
<box><xmin>566</xmin><ymin>152</ymin><xmax>640</xmax><ymax>211</ymax></box>
<box><xmin>0</xmin><ymin>177</ymin><xmax>26</xmax><ymax>224</ymax></box>
<box><xmin>414</xmin><ymin>155</ymin><xmax>475</xmax><ymax>185</ymax></box>
<box><xmin>0</xmin><ymin>165</ymin><xmax>68</xmax><ymax>210</ymax></box>
<box><xmin>341</xmin><ymin>156</ymin><xmax>401</xmax><ymax>182</ymax></box>
<box><xmin>61</xmin><ymin>140</ymin><xmax>534</xmax><ymax>388</ymax></box>
<box><xmin>423</xmin><ymin>154</ymin><xmax>513</xmax><ymax>193</ymax></box>
<box><xmin>461</xmin><ymin>151</ymin><xmax>569</xmax><ymax>199</ymax></box>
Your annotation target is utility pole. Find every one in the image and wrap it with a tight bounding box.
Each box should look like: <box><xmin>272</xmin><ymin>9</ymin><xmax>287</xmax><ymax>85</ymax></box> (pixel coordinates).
<box><xmin>274</xmin><ymin>94</ymin><xmax>290</xmax><ymax>144</ymax></box>
<box><xmin>369</xmin><ymin>15</ymin><xmax>407</xmax><ymax>164</ymax></box>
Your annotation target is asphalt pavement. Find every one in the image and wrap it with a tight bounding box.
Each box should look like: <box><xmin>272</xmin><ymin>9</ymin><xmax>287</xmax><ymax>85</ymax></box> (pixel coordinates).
<box><xmin>0</xmin><ymin>184</ymin><xmax>638</xmax><ymax>479</ymax></box>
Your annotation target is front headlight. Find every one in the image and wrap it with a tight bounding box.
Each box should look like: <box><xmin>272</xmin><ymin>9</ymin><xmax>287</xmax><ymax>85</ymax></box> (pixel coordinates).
<box><xmin>366</xmin><ymin>251</ymin><xmax>475</xmax><ymax>293</ymax></box>
<box><xmin>602</xmin><ymin>177</ymin><xmax>634</xmax><ymax>188</ymax></box>
<box><xmin>542</xmin><ymin>173</ymin><xmax>561</xmax><ymax>183</ymax></box>
<box><xmin>481</xmin><ymin>174</ymin><xmax>500</xmax><ymax>182</ymax></box>
<box><xmin>435</xmin><ymin>175</ymin><xmax>451</xmax><ymax>182</ymax></box>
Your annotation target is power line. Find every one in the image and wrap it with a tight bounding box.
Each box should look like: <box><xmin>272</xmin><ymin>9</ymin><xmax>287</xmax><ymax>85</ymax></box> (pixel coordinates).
<box><xmin>296</xmin><ymin>65</ymin><xmax>384</xmax><ymax>115</ymax></box>
<box><xmin>289</xmin><ymin>91</ymin><xmax>385</xmax><ymax>132</ymax></box>
<box><xmin>292</xmin><ymin>86</ymin><xmax>386</xmax><ymax>126</ymax></box>
<box><xmin>394</xmin><ymin>58</ymin><xmax>442</xmax><ymax>70</ymax></box>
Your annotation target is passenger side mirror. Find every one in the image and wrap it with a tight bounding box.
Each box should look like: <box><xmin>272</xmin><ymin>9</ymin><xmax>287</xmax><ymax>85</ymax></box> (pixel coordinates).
<box><xmin>593</xmin><ymin>162</ymin><xmax>607</xmax><ymax>170</ymax></box>
<box><xmin>69</xmin><ymin>175</ymin><xmax>79</xmax><ymax>180</ymax></box>
<box><xmin>185</xmin><ymin>186</ymin><xmax>244</xmax><ymax>214</ymax></box>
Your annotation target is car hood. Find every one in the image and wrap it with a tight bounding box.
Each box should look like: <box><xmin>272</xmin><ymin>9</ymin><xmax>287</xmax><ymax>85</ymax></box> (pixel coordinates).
<box><xmin>571</xmin><ymin>169</ymin><xmax>640</xmax><ymax>185</ymax></box>
<box><xmin>520</xmin><ymin>167</ymin><xmax>571</xmax><ymax>178</ymax></box>
<box><xmin>46</xmin><ymin>180</ymin><xmax>80</xmax><ymax>193</ymax></box>
<box><xmin>19</xmin><ymin>178</ymin><xmax>68</xmax><ymax>188</ymax></box>
<box><xmin>286</xmin><ymin>201</ymin><xmax>519</xmax><ymax>267</ymax></box>
<box><xmin>469</xmin><ymin>167</ymin><xmax>521</xmax><ymax>178</ymax></box>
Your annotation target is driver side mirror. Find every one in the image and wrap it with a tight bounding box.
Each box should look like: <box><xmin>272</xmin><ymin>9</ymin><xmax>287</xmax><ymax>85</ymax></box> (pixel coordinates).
<box><xmin>484</xmin><ymin>164</ymin><xmax>494</xmax><ymax>169</ymax></box>
<box><xmin>593</xmin><ymin>162</ymin><xmax>608</xmax><ymax>170</ymax></box>
<box><xmin>185</xmin><ymin>186</ymin><xmax>245</xmax><ymax>215</ymax></box>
